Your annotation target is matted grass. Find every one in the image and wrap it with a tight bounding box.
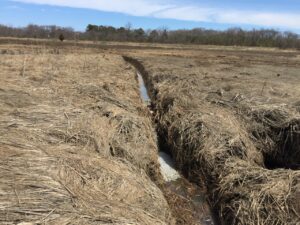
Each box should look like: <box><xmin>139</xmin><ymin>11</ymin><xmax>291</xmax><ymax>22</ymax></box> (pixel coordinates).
<box><xmin>0</xmin><ymin>45</ymin><xmax>174</xmax><ymax>224</ymax></box>
<box><xmin>124</xmin><ymin>47</ymin><xmax>300</xmax><ymax>225</ymax></box>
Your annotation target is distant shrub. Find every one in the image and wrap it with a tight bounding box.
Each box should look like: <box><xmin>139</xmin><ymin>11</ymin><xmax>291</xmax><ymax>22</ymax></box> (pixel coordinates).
<box><xmin>59</xmin><ymin>34</ymin><xmax>65</xmax><ymax>42</ymax></box>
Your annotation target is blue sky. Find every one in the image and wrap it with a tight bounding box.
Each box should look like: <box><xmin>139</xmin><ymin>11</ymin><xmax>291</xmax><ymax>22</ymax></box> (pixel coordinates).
<box><xmin>0</xmin><ymin>0</ymin><xmax>299</xmax><ymax>33</ymax></box>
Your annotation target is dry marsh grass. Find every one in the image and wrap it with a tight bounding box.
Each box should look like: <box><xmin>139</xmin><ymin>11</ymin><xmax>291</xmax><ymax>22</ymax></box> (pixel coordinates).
<box><xmin>0</xmin><ymin>45</ymin><xmax>175</xmax><ymax>224</ymax></box>
<box><xmin>1</xmin><ymin>39</ymin><xmax>299</xmax><ymax>225</ymax></box>
<box><xmin>125</xmin><ymin>49</ymin><xmax>300</xmax><ymax>225</ymax></box>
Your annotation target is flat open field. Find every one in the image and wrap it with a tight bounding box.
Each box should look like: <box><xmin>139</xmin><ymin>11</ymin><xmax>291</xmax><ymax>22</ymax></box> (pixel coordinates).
<box><xmin>0</xmin><ymin>39</ymin><xmax>299</xmax><ymax>225</ymax></box>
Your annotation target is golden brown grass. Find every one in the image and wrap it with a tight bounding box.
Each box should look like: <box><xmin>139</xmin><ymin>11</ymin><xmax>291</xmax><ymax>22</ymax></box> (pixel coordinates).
<box><xmin>1</xmin><ymin>38</ymin><xmax>299</xmax><ymax>225</ymax></box>
<box><xmin>124</xmin><ymin>48</ymin><xmax>300</xmax><ymax>225</ymax></box>
<box><xmin>0</xmin><ymin>45</ymin><xmax>175</xmax><ymax>224</ymax></box>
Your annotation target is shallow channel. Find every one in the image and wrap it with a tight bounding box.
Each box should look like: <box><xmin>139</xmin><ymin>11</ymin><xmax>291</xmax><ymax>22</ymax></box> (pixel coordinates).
<box><xmin>137</xmin><ymin>71</ymin><xmax>215</xmax><ymax>225</ymax></box>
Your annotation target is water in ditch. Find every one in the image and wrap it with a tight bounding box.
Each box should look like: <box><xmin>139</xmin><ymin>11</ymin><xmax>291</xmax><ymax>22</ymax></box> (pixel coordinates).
<box><xmin>137</xmin><ymin>71</ymin><xmax>215</xmax><ymax>225</ymax></box>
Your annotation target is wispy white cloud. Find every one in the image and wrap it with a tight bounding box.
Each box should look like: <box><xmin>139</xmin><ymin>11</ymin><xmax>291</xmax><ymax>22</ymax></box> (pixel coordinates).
<box><xmin>11</xmin><ymin>0</ymin><xmax>174</xmax><ymax>16</ymax></box>
<box><xmin>155</xmin><ymin>6</ymin><xmax>300</xmax><ymax>29</ymax></box>
<box><xmin>11</xmin><ymin>0</ymin><xmax>300</xmax><ymax>30</ymax></box>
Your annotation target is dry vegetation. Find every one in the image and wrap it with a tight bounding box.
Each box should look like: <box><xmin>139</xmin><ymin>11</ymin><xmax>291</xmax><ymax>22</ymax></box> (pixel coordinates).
<box><xmin>124</xmin><ymin>46</ymin><xmax>300</xmax><ymax>224</ymax></box>
<box><xmin>0</xmin><ymin>44</ymin><xmax>175</xmax><ymax>224</ymax></box>
<box><xmin>0</xmin><ymin>39</ymin><xmax>299</xmax><ymax>225</ymax></box>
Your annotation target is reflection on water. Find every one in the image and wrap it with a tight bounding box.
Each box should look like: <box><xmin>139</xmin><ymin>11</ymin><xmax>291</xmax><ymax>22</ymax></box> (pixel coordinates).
<box><xmin>158</xmin><ymin>151</ymin><xmax>181</xmax><ymax>182</ymax></box>
<box><xmin>137</xmin><ymin>72</ymin><xmax>150</xmax><ymax>103</ymax></box>
<box><xmin>159</xmin><ymin>152</ymin><xmax>214</xmax><ymax>225</ymax></box>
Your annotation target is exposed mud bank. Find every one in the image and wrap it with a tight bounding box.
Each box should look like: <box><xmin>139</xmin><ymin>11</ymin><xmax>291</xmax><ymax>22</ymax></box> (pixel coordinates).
<box><xmin>123</xmin><ymin>56</ymin><xmax>300</xmax><ymax>225</ymax></box>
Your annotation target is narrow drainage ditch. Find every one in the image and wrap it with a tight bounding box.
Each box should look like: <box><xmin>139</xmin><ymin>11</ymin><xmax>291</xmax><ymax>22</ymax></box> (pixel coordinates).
<box><xmin>136</xmin><ymin>69</ymin><xmax>215</xmax><ymax>225</ymax></box>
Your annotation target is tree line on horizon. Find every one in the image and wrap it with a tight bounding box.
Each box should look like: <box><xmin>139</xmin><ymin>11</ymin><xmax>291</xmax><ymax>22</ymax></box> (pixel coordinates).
<box><xmin>0</xmin><ymin>24</ymin><xmax>299</xmax><ymax>49</ymax></box>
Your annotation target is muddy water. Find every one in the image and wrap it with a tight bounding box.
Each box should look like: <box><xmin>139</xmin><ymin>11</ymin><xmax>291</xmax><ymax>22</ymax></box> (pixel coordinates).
<box><xmin>137</xmin><ymin>71</ymin><xmax>215</xmax><ymax>225</ymax></box>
